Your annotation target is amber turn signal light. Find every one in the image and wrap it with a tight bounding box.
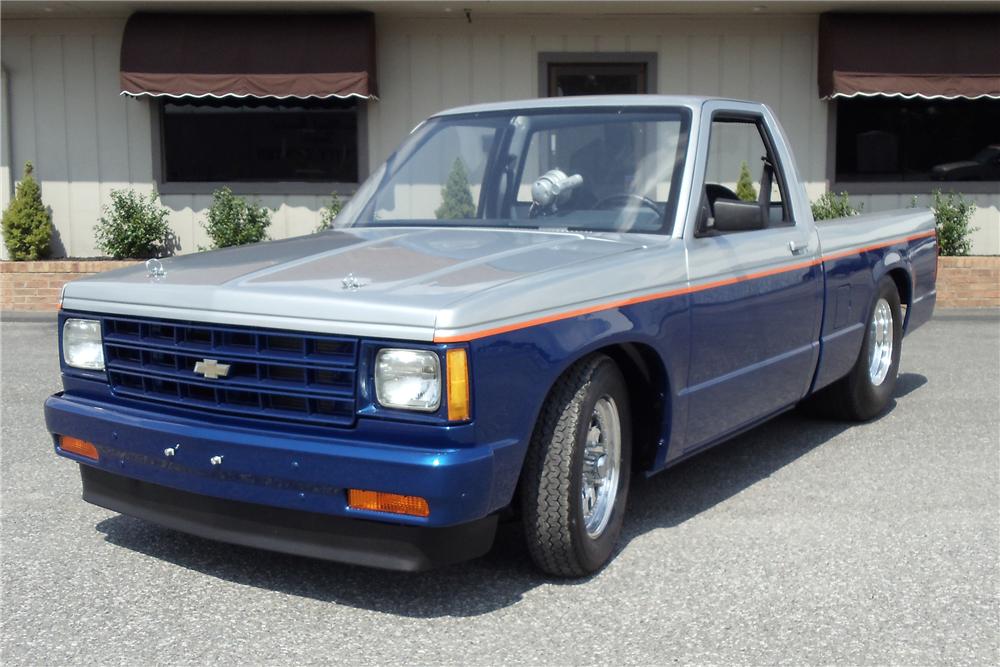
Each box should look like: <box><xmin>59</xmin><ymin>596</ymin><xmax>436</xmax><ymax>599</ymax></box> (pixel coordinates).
<box><xmin>348</xmin><ymin>489</ymin><xmax>430</xmax><ymax>517</ymax></box>
<box><xmin>446</xmin><ymin>348</ymin><xmax>470</xmax><ymax>422</ymax></box>
<box><xmin>59</xmin><ymin>435</ymin><xmax>99</xmax><ymax>461</ymax></box>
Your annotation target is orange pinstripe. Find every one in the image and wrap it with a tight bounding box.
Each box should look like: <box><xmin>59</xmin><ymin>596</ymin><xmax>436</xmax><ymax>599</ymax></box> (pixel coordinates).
<box><xmin>433</xmin><ymin>229</ymin><xmax>937</xmax><ymax>343</ymax></box>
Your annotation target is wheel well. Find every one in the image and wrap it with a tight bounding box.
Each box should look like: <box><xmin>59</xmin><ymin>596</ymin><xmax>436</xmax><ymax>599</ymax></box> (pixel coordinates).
<box><xmin>886</xmin><ymin>267</ymin><xmax>912</xmax><ymax>308</ymax></box>
<box><xmin>599</xmin><ymin>343</ymin><xmax>668</xmax><ymax>473</ymax></box>
<box><xmin>886</xmin><ymin>267</ymin><xmax>912</xmax><ymax>329</ymax></box>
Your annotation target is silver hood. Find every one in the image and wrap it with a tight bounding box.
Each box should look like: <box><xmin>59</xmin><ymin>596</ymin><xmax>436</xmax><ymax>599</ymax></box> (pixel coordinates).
<box><xmin>63</xmin><ymin>227</ymin><xmax>660</xmax><ymax>341</ymax></box>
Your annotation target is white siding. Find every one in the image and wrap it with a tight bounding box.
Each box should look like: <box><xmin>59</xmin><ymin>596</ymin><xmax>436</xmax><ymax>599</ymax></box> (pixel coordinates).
<box><xmin>0</xmin><ymin>17</ymin><xmax>330</xmax><ymax>257</ymax></box>
<box><xmin>1</xmin><ymin>66</ymin><xmax>11</xmax><ymax>245</ymax></box>
<box><xmin>2</xmin><ymin>14</ymin><xmax>998</xmax><ymax>257</ymax></box>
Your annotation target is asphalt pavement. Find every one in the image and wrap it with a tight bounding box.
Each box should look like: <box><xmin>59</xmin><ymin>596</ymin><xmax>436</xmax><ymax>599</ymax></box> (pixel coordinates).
<box><xmin>1</xmin><ymin>310</ymin><xmax>997</xmax><ymax>665</ymax></box>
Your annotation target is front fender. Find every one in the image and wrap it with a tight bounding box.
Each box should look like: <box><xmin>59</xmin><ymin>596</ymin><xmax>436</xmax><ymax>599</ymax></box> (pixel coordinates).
<box><xmin>469</xmin><ymin>294</ymin><xmax>690</xmax><ymax>509</ymax></box>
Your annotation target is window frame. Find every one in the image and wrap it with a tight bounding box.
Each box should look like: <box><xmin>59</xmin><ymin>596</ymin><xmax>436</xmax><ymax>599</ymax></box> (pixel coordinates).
<box><xmin>537</xmin><ymin>52</ymin><xmax>657</xmax><ymax>98</ymax></box>
<box><xmin>826</xmin><ymin>98</ymin><xmax>999</xmax><ymax>195</ymax></box>
<box><xmin>695</xmin><ymin>111</ymin><xmax>795</xmax><ymax>237</ymax></box>
<box><xmin>150</xmin><ymin>97</ymin><xmax>368</xmax><ymax>196</ymax></box>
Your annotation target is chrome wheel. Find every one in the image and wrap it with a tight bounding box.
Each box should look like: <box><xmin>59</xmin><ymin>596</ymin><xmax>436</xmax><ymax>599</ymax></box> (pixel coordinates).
<box><xmin>581</xmin><ymin>396</ymin><xmax>621</xmax><ymax>538</ymax></box>
<box><xmin>867</xmin><ymin>297</ymin><xmax>894</xmax><ymax>386</ymax></box>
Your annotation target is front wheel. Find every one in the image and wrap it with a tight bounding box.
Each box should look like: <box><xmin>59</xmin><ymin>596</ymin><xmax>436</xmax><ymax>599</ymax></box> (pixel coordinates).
<box><xmin>820</xmin><ymin>276</ymin><xmax>903</xmax><ymax>421</ymax></box>
<box><xmin>520</xmin><ymin>355</ymin><xmax>632</xmax><ymax>577</ymax></box>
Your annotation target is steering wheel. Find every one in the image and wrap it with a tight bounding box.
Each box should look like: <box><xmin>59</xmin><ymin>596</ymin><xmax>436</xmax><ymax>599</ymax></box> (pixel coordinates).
<box><xmin>594</xmin><ymin>193</ymin><xmax>662</xmax><ymax>215</ymax></box>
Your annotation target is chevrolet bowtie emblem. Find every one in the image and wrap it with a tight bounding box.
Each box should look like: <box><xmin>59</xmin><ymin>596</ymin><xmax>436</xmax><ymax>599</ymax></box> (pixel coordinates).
<box><xmin>193</xmin><ymin>358</ymin><xmax>231</xmax><ymax>379</ymax></box>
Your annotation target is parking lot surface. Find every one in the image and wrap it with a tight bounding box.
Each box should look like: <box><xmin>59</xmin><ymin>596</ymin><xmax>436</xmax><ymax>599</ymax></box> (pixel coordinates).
<box><xmin>1</xmin><ymin>310</ymin><xmax>998</xmax><ymax>665</ymax></box>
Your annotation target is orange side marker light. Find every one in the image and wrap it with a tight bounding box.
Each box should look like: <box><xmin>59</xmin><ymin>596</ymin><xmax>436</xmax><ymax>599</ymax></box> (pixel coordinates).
<box><xmin>59</xmin><ymin>435</ymin><xmax>99</xmax><ymax>461</ymax></box>
<box><xmin>348</xmin><ymin>489</ymin><xmax>430</xmax><ymax>517</ymax></box>
<box><xmin>446</xmin><ymin>348</ymin><xmax>471</xmax><ymax>422</ymax></box>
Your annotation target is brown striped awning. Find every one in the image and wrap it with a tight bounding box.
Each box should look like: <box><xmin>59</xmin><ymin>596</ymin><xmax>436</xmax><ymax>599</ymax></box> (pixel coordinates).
<box><xmin>818</xmin><ymin>13</ymin><xmax>1000</xmax><ymax>100</ymax></box>
<box><xmin>120</xmin><ymin>12</ymin><xmax>377</xmax><ymax>100</ymax></box>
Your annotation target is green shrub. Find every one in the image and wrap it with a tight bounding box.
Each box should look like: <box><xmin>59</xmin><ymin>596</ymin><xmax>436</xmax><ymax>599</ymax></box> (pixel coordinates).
<box><xmin>435</xmin><ymin>158</ymin><xmax>476</xmax><ymax>220</ymax></box>
<box><xmin>316</xmin><ymin>192</ymin><xmax>343</xmax><ymax>232</ymax></box>
<box><xmin>94</xmin><ymin>189</ymin><xmax>172</xmax><ymax>259</ymax></box>
<box><xmin>735</xmin><ymin>161</ymin><xmax>757</xmax><ymax>202</ymax></box>
<box><xmin>932</xmin><ymin>191</ymin><xmax>977</xmax><ymax>256</ymax></box>
<box><xmin>203</xmin><ymin>187</ymin><xmax>271</xmax><ymax>249</ymax></box>
<box><xmin>2</xmin><ymin>162</ymin><xmax>52</xmax><ymax>260</ymax></box>
<box><xmin>811</xmin><ymin>191</ymin><xmax>863</xmax><ymax>221</ymax></box>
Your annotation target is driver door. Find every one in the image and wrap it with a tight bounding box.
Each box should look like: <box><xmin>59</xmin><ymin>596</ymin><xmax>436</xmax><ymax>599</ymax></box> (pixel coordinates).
<box><xmin>681</xmin><ymin>113</ymin><xmax>822</xmax><ymax>451</ymax></box>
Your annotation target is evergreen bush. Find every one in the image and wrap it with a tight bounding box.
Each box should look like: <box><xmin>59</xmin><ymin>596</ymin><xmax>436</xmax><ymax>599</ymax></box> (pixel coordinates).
<box><xmin>94</xmin><ymin>189</ymin><xmax>172</xmax><ymax>259</ymax></box>
<box><xmin>932</xmin><ymin>191</ymin><xmax>977</xmax><ymax>256</ymax></box>
<box><xmin>811</xmin><ymin>191</ymin><xmax>863</xmax><ymax>221</ymax></box>
<box><xmin>316</xmin><ymin>192</ymin><xmax>343</xmax><ymax>232</ymax></box>
<box><xmin>203</xmin><ymin>187</ymin><xmax>271</xmax><ymax>249</ymax></box>
<box><xmin>435</xmin><ymin>158</ymin><xmax>476</xmax><ymax>220</ymax></box>
<box><xmin>735</xmin><ymin>161</ymin><xmax>757</xmax><ymax>202</ymax></box>
<box><xmin>2</xmin><ymin>162</ymin><xmax>52</xmax><ymax>260</ymax></box>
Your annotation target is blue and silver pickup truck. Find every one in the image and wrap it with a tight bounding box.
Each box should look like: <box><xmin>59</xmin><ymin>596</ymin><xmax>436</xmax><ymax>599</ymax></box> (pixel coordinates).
<box><xmin>46</xmin><ymin>96</ymin><xmax>937</xmax><ymax>576</ymax></box>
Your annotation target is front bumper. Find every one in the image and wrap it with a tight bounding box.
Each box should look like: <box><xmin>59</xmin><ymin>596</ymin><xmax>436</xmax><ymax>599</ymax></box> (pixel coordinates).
<box><xmin>80</xmin><ymin>465</ymin><xmax>497</xmax><ymax>571</ymax></box>
<box><xmin>46</xmin><ymin>392</ymin><xmax>517</xmax><ymax>569</ymax></box>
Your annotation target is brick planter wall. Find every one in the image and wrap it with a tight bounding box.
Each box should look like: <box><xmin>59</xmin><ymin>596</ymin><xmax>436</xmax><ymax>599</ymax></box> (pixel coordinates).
<box><xmin>2</xmin><ymin>257</ymin><xmax>998</xmax><ymax>312</ymax></box>
<box><xmin>936</xmin><ymin>257</ymin><xmax>1000</xmax><ymax>309</ymax></box>
<box><xmin>1</xmin><ymin>260</ymin><xmax>138</xmax><ymax>311</ymax></box>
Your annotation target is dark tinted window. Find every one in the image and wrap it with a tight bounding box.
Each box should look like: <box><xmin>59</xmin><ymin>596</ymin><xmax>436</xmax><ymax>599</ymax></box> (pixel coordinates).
<box><xmin>548</xmin><ymin>62</ymin><xmax>647</xmax><ymax>96</ymax></box>
<box><xmin>161</xmin><ymin>97</ymin><xmax>359</xmax><ymax>183</ymax></box>
<box><xmin>835</xmin><ymin>98</ymin><xmax>1000</xmax><ymax>183</ymax></box>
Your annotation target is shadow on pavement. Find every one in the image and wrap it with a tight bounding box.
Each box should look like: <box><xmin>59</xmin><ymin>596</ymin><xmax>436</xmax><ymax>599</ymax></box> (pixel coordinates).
<box><xmin>94</xmin><ymin>374</ymin><xmax>927</xmax><ymax>618</ymax></box>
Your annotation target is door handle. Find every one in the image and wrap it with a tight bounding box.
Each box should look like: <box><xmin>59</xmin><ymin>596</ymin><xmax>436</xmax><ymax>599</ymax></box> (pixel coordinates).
<box><xmin>788</xmin><ymin>240</ymin><xmax>809</xmax><ymax>255</ymax></box>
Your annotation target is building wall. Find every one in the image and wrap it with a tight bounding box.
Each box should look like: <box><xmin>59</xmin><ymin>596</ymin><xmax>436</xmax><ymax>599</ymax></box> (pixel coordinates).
<box><xmin>2</xmin><ymin>14</ymin><xmax>998</xmax><ymax>258</ymax></box>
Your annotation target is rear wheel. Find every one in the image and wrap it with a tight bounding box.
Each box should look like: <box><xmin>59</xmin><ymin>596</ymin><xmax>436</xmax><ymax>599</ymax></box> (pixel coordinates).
<box><xmin>816</xmin><ymin>277</ymin><xmax>903</xmax><ymax>421</ymax></box>
<box><xmin>520</xmin><ymin>355</ymin><xmax>632</xmax><ymax>577</ymax></box>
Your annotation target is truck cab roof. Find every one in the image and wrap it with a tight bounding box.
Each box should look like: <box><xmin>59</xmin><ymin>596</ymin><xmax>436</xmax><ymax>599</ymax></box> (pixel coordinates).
<box><xmin>432</xmin><ymin>95</ymin><xmax>761</xmax><ymax>118</ymax></box>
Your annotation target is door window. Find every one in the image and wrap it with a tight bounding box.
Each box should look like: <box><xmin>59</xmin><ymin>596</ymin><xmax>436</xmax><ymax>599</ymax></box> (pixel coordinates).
<box><xmin>702</xmin><ymin>117</ymin><xmax>790</xmax><ymax>233</ymax></box>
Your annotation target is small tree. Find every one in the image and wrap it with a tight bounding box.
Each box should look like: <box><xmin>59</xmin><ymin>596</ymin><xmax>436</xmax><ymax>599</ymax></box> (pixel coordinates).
<box><xmin>202</xmin><ymin>187</ymin><xmax>271</xmax><ymax>249</ymax></box>
<box><xmin>315</xmin><ymin>192</ymin><xmax>343</xmax><ymax>232</ymax></box>
<box><xmin>95</xmin><ymin>189</ymin><xmax>172</xmax><ymax>259</ymax></box>
<box><xmin>2</xmin><ymin>162</ymin><xmax>52</xmax><ymax>260</ymax></box>
<box><xmin>811</xmin><ymin>191</ymin><xmax>863</xmax><ymax>221</ymax></box>
<box><xmin>932</xmin><ymin>191</ymin><xmax>977</xmax><ymax>256</ymax></box>
<box><xmin>735</xmin><ymin>161</ymin><xmax>757</xmax><ymax>203</ymax></box>
<box><xmin>435</xmin><ymin>158</ymin><xmax>476</xmax><ymax>220</ymax></box>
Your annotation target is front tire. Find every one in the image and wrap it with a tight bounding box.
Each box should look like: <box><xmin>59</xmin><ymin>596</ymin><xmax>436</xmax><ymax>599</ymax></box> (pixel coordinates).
<box><xmin>821</xmin><ymin>276</ymin><xmax>903</xmax><ymax>421</ymax></box>
<box><xmin>520</xmin><ymin>355</ymin><xmax>632</xmax><ymax>577</ymax></box>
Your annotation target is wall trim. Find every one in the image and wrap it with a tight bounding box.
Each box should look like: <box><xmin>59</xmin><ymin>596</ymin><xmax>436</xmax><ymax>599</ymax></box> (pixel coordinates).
<box><xmin>829</xmin><ymin>181</ymin><xmax>1000</xmax><ymax>196</ymax></box>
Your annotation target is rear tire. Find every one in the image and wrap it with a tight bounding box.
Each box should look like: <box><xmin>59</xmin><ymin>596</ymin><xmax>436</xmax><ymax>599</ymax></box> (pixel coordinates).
<box><xmin>813</xmin><ymin>276</ymin><xmax>903</xmax><ymax>421</ymax></box>
<box><xmin>520</xmin><ymin>355</ymin><xmax>632</xmax><ymax>577</ymax></box>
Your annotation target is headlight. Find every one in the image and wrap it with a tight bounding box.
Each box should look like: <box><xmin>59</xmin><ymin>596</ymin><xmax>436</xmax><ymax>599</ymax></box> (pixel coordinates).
<box><xmin>62</xmin><ymin>318</ymin><xmax>104</xmax><ymax>370</ymax></box>
<box><xmin>374</xmin><ymin>348</ymin><xmax>440</xmax><ymax>411</ymax></box>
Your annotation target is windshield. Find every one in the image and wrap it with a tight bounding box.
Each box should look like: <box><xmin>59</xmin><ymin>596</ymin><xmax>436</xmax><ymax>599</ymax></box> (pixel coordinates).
<box><xmin>337</xmin><ymin>107</ymin><xmax>691</xmax><ymax>234</ymax></box>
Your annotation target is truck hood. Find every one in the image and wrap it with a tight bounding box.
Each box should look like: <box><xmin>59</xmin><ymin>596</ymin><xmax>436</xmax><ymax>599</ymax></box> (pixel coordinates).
<box><xmin>63</xmin><ymin>227</ymin><xmax>651</xmax><ymax>340</ymax></box>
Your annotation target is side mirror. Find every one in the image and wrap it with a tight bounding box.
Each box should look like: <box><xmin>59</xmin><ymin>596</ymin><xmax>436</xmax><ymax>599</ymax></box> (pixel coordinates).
<box><xmin>712</xmin><ymin>199</ymin><xmax>766</xmax><ymax>233</ymax></box>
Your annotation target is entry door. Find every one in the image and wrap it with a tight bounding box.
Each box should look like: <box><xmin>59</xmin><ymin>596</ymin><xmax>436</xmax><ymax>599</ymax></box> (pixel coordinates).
<box><xmin>682</xmin><ymin>116</ymin><xmax>822</xmax><ymax>450</ymax></box>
